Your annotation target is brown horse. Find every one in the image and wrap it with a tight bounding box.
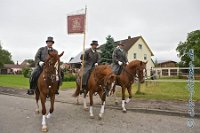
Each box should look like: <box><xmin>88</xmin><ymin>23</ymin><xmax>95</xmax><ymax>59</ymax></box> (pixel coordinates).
<box><xmin>73</xmin><ymin>65</ymin><xmax>115</xmax><ymax>119</ymax></box>
<box><xmin>111</xmin><ymin>60</ymin><xmax>147</xmax><ymax>112</ymax></box>
<box><xmin>35</xmin><ymin>51</ymin><xmax>64</xmax><ymax>132</ymax></box>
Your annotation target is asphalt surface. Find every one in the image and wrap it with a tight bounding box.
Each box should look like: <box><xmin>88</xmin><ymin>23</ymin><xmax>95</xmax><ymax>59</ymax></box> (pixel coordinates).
<box><xmin>0</xmin><ymin>94</ymin><xmax>199</xmax><ymax>133</ymax></box>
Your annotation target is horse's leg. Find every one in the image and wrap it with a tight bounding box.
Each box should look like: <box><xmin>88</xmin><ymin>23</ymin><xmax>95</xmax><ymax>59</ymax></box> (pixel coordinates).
<box><xmin>89</xmin><ymin>91</ymin><xmax>94</xmax><ymax>118</ymax></box>
<box><xmin>113</xmin><ymin>85</ymin><xmax>119</xmax><ymax>105</ymax></box>
<box><xmin>40</xmin><ymin>93</ymin><xmax>48</xmax><ymax>132</ymax></box>
<box><xmin>83</xmin><ymin>91</ymin><xmax>88</xmax><ymax>111</ymax></box>
<box><xmin>125</xmin><ymin>86</ymin><xmax>132</xmax><ymax>104</ymax></box>
<box><xmin>121</xmin><ymin>87</ymin><xmax>127</xmax><ymax>113</ymax></box>
<box><xmin>98</xmin><ymin>90</ymin><xmax>106</xmax><ymax>119</ymax></box>
<box><xmin>46</xmin><ymin>93</ymin><xmax>55</xmax><ymax>119</ymax></box>
<box><xmin>35</xmin><ymin>88</ymin><xmax>40</xmax><ymax>114</ymax></box>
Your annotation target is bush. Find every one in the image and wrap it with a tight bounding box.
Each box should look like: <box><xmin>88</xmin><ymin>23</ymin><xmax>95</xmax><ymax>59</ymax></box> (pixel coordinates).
<box><xmin>22</xmin><ymin>67</ymin><xmax>32</xmax><ymax>78</ymax></box>
<box><xmin>63</xmin><ymin>74</ymin><xmax>76</xmax><ymax>82</ymax></box>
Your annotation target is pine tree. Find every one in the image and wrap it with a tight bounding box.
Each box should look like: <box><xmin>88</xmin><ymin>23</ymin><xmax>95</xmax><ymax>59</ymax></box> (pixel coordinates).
<box><xmin>100</xmin><ymin>35</ymin><xmax>115</xmax><ymax>64</ymax></box>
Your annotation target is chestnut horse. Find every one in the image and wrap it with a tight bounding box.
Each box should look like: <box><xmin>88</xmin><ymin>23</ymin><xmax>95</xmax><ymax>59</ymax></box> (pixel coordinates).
<box><xmin>35</xmin><ymin>51</ymin><xmax>64</xmax><ymax>132</ymax></box>
<box><xmin>111</xmin><ymin>60</ymin><xmax>147</xmax><ymax>112</ymax></box>
<box><xmin>73</xmin><ymin>65</ymin><xmax>115</xmax><ymax>119</ymax></box>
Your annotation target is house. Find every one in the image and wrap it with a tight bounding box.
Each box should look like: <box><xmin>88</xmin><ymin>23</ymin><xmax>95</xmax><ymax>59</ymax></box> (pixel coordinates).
<box><xmin>68</xmin><ymin>36</ymin><xmax>155</xmax><ymax>76</ymax></box>
<box><xmin>0</xmin><ymin>60</ymin><xmax>31</xmax><ymax>74</ymax></box>
<box><xmin>156</xmin><ymin>60</ymin><xmax>177</xmax><ymax>67</ymax></box>
<box><xmin>115</xmin><ymin>36</ymin><xmax>154</xmax><ymax>76</ymax></box>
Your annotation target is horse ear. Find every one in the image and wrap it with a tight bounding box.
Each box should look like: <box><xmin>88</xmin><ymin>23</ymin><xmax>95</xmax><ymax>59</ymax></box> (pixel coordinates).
<box><xmin>59</xmin><ymin>51</ymin><xmax>64</xmax><ymax>57</ymax></box>
<box><xmin>48</xmin><ymin>51</ymin><xmax>54</xmax><ymax>57</ymax></box>
<box><xmin>145</xmin><ymin>61</ymin><xmax>148</xmax><ymax>64</ymax></box>
<box><xmin>140</xmin><ymin>61</ymin><xmax>143</xmax><ymax>66</ymax></box>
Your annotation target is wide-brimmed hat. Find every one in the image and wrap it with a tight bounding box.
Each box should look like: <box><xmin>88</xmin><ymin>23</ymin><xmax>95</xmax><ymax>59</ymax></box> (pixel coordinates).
<box><xmin>90</xmin><ymin>40</ymin><xmax>98</xmax><ymax>46</ymax></box>
<box><xmin>46</xmin><ymin>36</ymin><xmax>54</xmax><ymax>44</ymax></box>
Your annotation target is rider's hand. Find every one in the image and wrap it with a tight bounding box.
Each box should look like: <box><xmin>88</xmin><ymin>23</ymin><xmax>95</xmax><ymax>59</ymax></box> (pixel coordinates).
<box><xmin>118</xmin><ymin>61</ymin><xmax>123</xmax><ymax>66</ymax></box>
<box><xmin>126</xmin><ymin>62</ymin><xmax>129</xmax><ymax>65</ymax></box>
<box><xmin>95</xmin><ymin>63</ymin><xmax>98</xmax><ymax>66</ymax></box>
<box><xmin>39</xmin><ymin>61</ymin><xmax>44</xmax><ymax>67</ymax></box>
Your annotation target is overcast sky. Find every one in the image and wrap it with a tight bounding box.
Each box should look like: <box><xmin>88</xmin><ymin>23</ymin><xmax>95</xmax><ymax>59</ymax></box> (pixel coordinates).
<box><xmin>0</xmin><ymin>0</ymin><xmax>199</xmax><ymax>63</ymax></box>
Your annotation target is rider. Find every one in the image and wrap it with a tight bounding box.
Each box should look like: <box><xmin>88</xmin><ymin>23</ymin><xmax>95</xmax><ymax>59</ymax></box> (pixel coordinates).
<box><xmin>80</xmin><ymin>40</ymin><xmax>100</xmax><ymax>93</ymax></box>
<box><xmin>27</xmin><ymin>36</ymin><xmax>60</xmax><ymax>95</ymax></box>
<box><xmin>112</xmin><ymin>41</ymin><xmax>128</xmax><ymax>75</ymax></box>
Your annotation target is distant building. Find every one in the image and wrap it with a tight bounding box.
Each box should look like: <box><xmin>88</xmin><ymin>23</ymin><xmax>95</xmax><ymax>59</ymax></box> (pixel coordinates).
<box><xmin>156</xmin><ymin>60</ymin><xmax>177</xmax><ymax>68</ymax></box>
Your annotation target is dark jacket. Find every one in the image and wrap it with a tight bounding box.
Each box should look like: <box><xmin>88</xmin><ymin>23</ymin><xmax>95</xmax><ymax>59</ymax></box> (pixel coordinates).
<box><xmin>81</xmin><ymin>48</ymin><xmax>100</xmax><ymax>69</ymax></box>
<box><xmin>35</xmin><ymin>46</ymin><xmax>57</xmax><ymax>67</ymax></box>
<box><xmin>80</xmin><ymin>48</ymin><xmax>100</xmax><ymax>86</ymax></box>
<box><xmin>112</xmin><ymin>47</ymin><xmax>128</xmax><ymax>74</ymax></box>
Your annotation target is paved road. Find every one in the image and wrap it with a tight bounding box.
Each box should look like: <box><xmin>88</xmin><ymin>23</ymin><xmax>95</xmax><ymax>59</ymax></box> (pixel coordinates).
<box><xmin>0</xmin><ymin>94</ymin><xmax>199</xmax><ymax>133</ymax></box>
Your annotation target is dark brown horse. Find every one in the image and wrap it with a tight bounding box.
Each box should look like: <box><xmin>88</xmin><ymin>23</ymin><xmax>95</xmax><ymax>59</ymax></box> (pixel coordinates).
<box><xmin>111</xmin><ymin>60</ymin><xmax>147</xmax><ymax>112</ymax></box>
<box><xmin>73</xmin><ymin>65</ymin><xmax>115</xmax><ymax>119</ymax></box>
<box><xmin>35</xmin><ymin>51</ymin><xmax>64</xmax><ymax>132</ymax></box>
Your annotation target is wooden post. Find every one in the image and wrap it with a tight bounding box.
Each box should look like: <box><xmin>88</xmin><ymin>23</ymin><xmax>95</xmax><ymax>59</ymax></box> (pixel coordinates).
<box><xmin>136</xmin><ymin>80</ymin><xmax>141</xmax><ymax>94</ymax></box>
<box><xmin>80</xmin><ymin>6</ymin><xmax>87</xmax><ymax>91</ymax></box>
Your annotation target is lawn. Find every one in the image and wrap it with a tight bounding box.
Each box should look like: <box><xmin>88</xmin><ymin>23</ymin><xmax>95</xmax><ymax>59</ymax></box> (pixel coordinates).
<box><xmin>0</xmin><ymin>74</ymin><xmax>199</xmax><ymax>101</ymax></box>
<box><xmin>0</xmin><ymin>74</ymin><xmax>76</xmax><ymax>89</ymax></box>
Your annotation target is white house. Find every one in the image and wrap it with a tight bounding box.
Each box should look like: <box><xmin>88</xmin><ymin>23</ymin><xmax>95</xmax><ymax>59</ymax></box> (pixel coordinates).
<box><xmin>116</xmin><ymin>36</ymin><xmax>154</xmax><ymax>76</ymax></box>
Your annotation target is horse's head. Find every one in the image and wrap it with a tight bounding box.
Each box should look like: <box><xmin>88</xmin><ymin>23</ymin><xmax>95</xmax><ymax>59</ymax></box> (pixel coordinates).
<box><xmin>44</xmin><ymin>51</ymin><xmax>64</xmax><ymax>72</ymax></box>
<box><xmin>103</xmin><ymin>73</ymin><xmax>116</xmax><ymax>96</ymax></box>
<box><xmin>127</xmin><ymin>60</ymin><xmax>147</xmax><ymax>83</ymax></box>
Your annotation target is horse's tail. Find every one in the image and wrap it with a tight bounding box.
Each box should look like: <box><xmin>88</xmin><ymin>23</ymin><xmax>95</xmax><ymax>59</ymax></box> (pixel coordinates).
<box><xmin>72</xmin><ymin>80</ymin><xmax>80</xmax><ymax>97</ymax></box>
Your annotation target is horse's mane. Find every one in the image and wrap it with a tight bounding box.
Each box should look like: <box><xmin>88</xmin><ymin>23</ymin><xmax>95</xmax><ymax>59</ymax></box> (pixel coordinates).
<box><xmin>92</xmin><ymin>65</ymin><xmax>112</xmax><ymax>76</ymax></box>
<box><xmin>127</xmin><ymin>60</ymin><xmax>141</xmax><ymax>69</ymax></box>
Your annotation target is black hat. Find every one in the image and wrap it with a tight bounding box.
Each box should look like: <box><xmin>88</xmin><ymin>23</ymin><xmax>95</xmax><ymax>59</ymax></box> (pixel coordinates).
<box><xmin>90</xmin><ymin>40</ymin><xmax>98</xmax><ymax>46</ymax></box>
<box><xmin>46</xmin><ymin>36</ymin><xmax>54</xmax><ymax>44</ymax></box>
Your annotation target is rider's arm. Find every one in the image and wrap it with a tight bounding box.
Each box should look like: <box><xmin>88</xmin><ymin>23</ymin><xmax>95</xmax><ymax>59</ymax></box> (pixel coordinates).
<box><xmin>112</xmin><ymin>49</ymin><xmax>119</xmax><ymax>64</ymax></box>
<box><xmin>35</xmin><ymin>47</ymin><xmax>42</xmax><ymax>66</ymax></box>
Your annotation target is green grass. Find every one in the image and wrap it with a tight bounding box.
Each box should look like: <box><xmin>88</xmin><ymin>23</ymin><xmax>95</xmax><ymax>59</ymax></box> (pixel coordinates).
<box><xmin>116</xmin><ymin>81</ymin><xmax>200</xmax><ymax>101</ymax></box>
<box><xmin>0</xmin><ymin>75</ymin><xmax>76</xmax><ymax>89</ymax></box>
<box><xmin>0</xmin><ymin>75</ymin><xmax>199</xmax><ymax>101</ymax></box>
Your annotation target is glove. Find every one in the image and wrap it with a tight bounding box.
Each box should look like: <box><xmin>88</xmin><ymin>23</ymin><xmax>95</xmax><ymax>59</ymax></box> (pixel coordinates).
<box><xmin>118</xmin><ymin>61</ymin><xmax>123</xmax><ymax>66</ymax></box>
<box><xmin>95</xmin><ymin>63</ymin><xmax>98</xmax><ymax>66</ymax></box>
<box><xmin>126</xmin><ymin>62</ymin><xmax>129</xmax><ymax>65</ymax></box>
<box><xmin>39</xmin><ymin>61</ymin><xmax>44</xmax><ymax>67</ymax></box>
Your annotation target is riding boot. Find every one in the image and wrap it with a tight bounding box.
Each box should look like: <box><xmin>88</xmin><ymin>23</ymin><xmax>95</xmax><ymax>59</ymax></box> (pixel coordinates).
<box><xmin>80</xmin><ymin>85</ymin><xmax>87</xmax><ymax>94</ymax></box>
<box><xmin>27</xmin><ymin>78</ymin><xmax>35</xmax><ymax>95</ymax></box>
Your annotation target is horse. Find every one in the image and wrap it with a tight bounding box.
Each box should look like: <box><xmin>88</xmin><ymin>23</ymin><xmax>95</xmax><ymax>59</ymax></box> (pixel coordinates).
<box><xmin>111</xmin><ymin>60</ymin><xmax>147</xmax><ymax>112</ymax></box>
<box><xmin>73</xmin><ymin>65</ymin><xmax>115</xmax><ymax>119</ymax></box>
<box><xmin>35</xmin><ymin>51</ymin><xmax>64</xmax><ymax>132</ymax></box>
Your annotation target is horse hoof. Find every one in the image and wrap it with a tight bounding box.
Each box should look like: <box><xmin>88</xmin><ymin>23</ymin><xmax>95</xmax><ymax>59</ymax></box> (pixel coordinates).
<box><xmin>35</xmin><ymin>110</ymin><xmax>40</xmax><ymax>114</ymax></box>
<box><xmin>83</xmin><ymin>108</ymin><xmax>88</xmax><ymax>111</ymax></box>
<box><xmin>41</xmin><ymin>126</ymin><xmax>48</xmax><ymax>132</ymax></box>
<box><xmin>98</xmin><ymin>115</ymin><xmax>103</xmax><ymax>120</ymax></box>
<box><xmin>122</xmin><ymin>109</ymin><xmax>127</xmax><ymax>113</ymax></box>
<box><xmin>90</xmin><ymin>115</ymin><xmax>95</xmax><ymax>119</ymax></box>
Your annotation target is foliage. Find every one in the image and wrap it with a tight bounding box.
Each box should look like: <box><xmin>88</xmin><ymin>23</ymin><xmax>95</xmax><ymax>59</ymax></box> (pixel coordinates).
<box><xmin>63</xmin><ymin>74</ymin><xmax>76</xmax><ymax>82</ymax></box>
<box><xmin>0</xmin><ymin>44</ymin><xmax>14</xmax><ymax>68</ymax></box>
<box><xmin>22</xmin><ymin>67</ymin><xmax>32</xmax><ymax>78</ymax></box>
<box><xmin>100</xmin><ymin>35</ymin><xmax>115</xmax><ymax>64</ymax></box>
<box><xmin>176</xmin><ymin>30</ymin><xmax>200</xmax><ymax>67</ymax></box>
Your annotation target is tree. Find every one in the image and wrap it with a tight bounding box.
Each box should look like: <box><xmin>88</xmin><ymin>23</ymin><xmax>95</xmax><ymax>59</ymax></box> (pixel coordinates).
<box><xmin>100</xmin><ymin>35</ymin><xmax>115</xmax><ymax>64</ymax></box>
<box><xmin>176</xmin><ymin>30</ymin><xmax>200</xmax><ymax>67</ymax></box>
<box><xmin>0</xmin><ymin>44</ymin><xmax>14</xmax><ymax>68</ymax></box>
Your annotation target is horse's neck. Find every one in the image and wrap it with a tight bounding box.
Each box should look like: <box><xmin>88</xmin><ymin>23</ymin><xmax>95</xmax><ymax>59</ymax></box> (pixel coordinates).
<box><xmin>124</xmin><ymin>65</ymin><xmax>137</xmax><ymax>76</ymax></box>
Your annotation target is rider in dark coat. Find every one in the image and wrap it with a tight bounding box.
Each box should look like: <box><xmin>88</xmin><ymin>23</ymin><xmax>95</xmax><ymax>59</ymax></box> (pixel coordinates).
<box><xmin>27</xmin><ymin>37</ymin><xmax>59</xmax><ymax>95</ymax></box>
<box><xmin>80</xmin><ymin>40</ymin><xmax>100</xmax><ymax>92</ymax></box>
<box><xmin>112</xmin><ymin>42</ymin><xmax>128</xmax><ymax>75</ymax></box>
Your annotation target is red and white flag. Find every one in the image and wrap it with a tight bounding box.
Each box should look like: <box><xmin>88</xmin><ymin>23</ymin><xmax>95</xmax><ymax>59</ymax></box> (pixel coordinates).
<box><xmin>67</xmin><ymin>14</ymin><xmax>85</xmax><ymax>34</ymax></box>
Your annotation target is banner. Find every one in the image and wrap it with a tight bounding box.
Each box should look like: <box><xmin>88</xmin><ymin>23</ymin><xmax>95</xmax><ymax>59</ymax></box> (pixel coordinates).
<box><xmin>67</xmin><ymin>14</ymin><xmax>85</xmax><ymax>34</ymax></box>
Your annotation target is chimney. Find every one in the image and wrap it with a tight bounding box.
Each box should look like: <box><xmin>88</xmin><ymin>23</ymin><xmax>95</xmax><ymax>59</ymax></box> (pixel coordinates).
<box><xmin>128</xmin><ymin>36</ymin><xmax>131</xmax><ymax>39</ymax></box>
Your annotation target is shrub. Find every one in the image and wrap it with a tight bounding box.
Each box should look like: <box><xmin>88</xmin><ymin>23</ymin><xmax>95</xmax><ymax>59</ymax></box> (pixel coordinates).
<box><xmin>63</xmin><ymin>74</ymin><xmax>76</xmax><ymax>82</ymax></box>
<box><xmin>22</xmin><ymin>67</ymin><xmax>32</xmax><ymax>78</ymax></box>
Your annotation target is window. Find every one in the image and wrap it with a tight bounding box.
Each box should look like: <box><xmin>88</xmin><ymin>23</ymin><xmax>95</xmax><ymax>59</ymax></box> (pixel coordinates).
<box><xmin>138</xmin><ymin>44</ymin><xmax>142</xmax><ymax>49</ymax></box>
<box><xmin>133</xmin><ymin>53</ymin><xmax>137</xmax><ymax>59</ymax></box>
<box><xmin>144</xmin><ymin>54</ymin><xmax>147</xmax><ymax>60</ymax></box>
